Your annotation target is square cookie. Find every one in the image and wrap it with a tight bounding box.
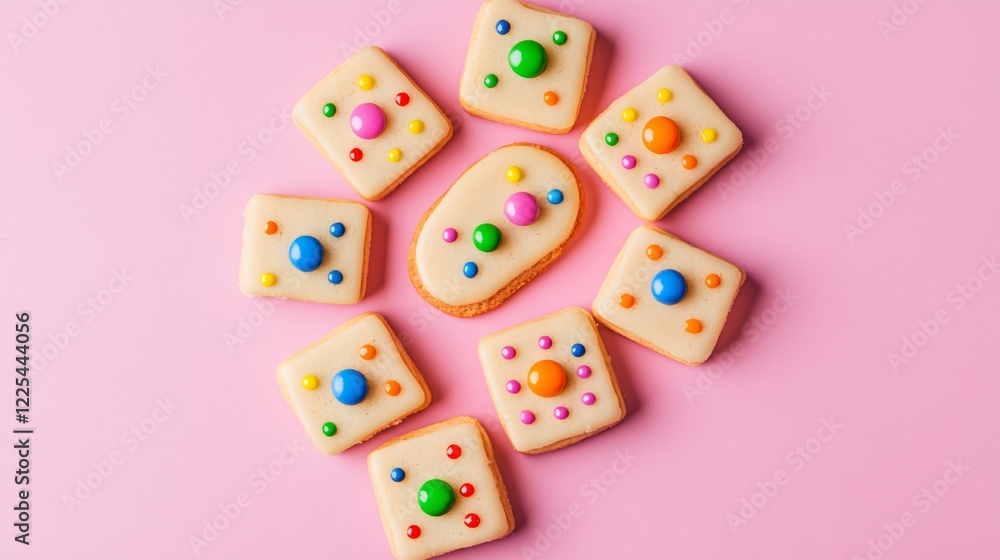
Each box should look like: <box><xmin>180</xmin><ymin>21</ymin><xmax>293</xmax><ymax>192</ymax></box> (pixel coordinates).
<box><xmin>580</xmin><ymin>65</ymin><xmax>742</xmax><ymax>221</ymax></box>
<box><xmin>478</xmin><ymin>307</ymin><xmax>625</xmax><ymax>454</ymax></box>
<box><xmin>459</xmin><ymin>0</ymin><xmax>595</xmax><ymax>133</ymax></box>
<box><xmin>238</xmin><ymin>194</ymin><xmax>371</xmax><ymax>305</ymax></box>
<box><xmin>592</xmin><ymin>226</ymin><xmax>745</xmax><ymax>366</ymax></box>
<box><xmin>368</xmin><ymin>417</ymin><xmax>515</xmax><ymax>560</ymax></box>
<box><xmin>277</xmin><ymin>313</ymin><xmax>431</xmax><ymax>455</ymax></box>
<box><xmin>293</xmin><ymin>46</ymin><xmax>453</xmax><ymax>201</ymax></box>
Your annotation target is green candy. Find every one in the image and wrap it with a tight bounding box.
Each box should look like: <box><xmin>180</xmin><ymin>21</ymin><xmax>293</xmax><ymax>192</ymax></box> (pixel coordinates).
<box><xmin>484</xmin><ymin>74</ymin><xmax>498</xmax><ymax>88</ymax></box>
<box><xmin>552</xmin><ymin>30</ymin><xmax>567</xmax><ymax>45</ymax></box>
<box><xmin>508</xmin><ymin>40</ymin><xmax>548</xmax><ymax>79</ymax></box>
<box><xmin>322</xmin><ymin>103</ymin><xmax>336</xmax><ymax>118</ymax></box>
<box><xmin>605</xmin><ymin>132</ymin><xmax>619</xmax><ymax>146</ymax></box>
<box><xmin>473</xmin><ymin>223</ymin><xmax>502</xmax><ymax>252</ymax></box>
<box><xmin>418</xmin><ymin>479</ymin><xmax>455</xmax><ymax>517</ymax></box>
<box><xmin>321</xmin><ymin>422</ymin><xmax>337</xmax><ymax>437</ymax></box>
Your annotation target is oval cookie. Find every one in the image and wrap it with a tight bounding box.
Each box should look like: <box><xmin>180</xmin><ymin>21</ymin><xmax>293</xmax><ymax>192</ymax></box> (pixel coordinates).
<box><xmin>409</xmin><ymin>143</ymin><xmax>583</xmax><ymax>317</ymax></box>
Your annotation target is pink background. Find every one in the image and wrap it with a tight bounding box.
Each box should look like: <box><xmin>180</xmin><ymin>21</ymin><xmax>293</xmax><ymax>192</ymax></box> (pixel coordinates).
<box><xmin>3</xmin><ymin>0</ymin><xmax>999</xmax><ymax>558</ymax></box>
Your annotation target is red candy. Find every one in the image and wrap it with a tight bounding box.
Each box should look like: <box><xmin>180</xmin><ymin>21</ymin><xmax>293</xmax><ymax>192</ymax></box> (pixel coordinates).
<box><xmin>460</xmin><ymin>483</ymin><xmax>475</xmax><ymax>497</ymax></box>
<box><xmin>407</xmin><ymin>525</ymin><xmax>421</xmax><ymax>539</ymax></box>
<box><xmin>464</xmin><ymin>513</ymin><xmax>481</xmax><ymax>528</ymax></box>
<box><xmin>395</xmin><ymin>92</ymin><xmax>410</xmax><ymax>106</ymax></box>
<box><xmin>446</xmin><ymin>444</ymin><xmax>461</xmax><ymax>459</ymax></box>
<box><xmin>349</xmin><ymin>148</ymin><xmax>363</xmax><ymax>162</ymax></box>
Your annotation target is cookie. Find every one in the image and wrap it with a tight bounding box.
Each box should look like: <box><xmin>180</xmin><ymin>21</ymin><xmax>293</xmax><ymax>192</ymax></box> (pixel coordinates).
<box><xmin>293</xmin><ymin>46</ymin><xmax>453</xmax><ymax>201</ymax></box>
<box><xmin>459</xmin><ymin>0</ymin><xmax>595</xmax><ymax>133</ymax></box>
<box><xmin>580</xmin><ymin>64</ymin><xmax>742</xmax><ymax>221</ymax></box>
<box><xmin>238</xmin><ymin>194</ymin><xmax>371</xmax><ymax>305</ymax></box>
<box><xmin>408</xmin><ymin>143</ymin><xmax>583</xmax><ymax>317</ymax></box>
<box><xmin>276</xmin><ymin>313</ymin><xmax>431</xmax><ymax>455</ymax></box>
<box><xmin>478</xmin><ymin>307</ymin><xmax>626</xmax><ymax>454</ymax></box>
<box><xmin>368</xmin><ymin>417</ymin><xmax>515</xmax><ymax>560</ymax></box>
<box><xmin>592</xmin><ymin>226</ymin><xmax>745</xmax><ymax>366</ymax></box>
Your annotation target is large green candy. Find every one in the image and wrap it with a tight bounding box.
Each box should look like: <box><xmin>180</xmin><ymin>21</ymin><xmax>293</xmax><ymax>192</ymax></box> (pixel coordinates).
<box><xmin>418</xmin><ymin>479</ymin><xmax>456</xmax><ymax>517</ymax></box>
<box><xmin>508</xmin><ymin>40</ymin><xmax>548</xmax><ymax>79</ymax></box>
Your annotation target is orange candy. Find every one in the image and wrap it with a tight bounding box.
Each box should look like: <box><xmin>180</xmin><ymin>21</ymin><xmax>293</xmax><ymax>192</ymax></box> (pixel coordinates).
<box><xmin>685</xmin><ymin>319</ymin><xmax>703</xmax><ymax>333</ymax></box>
<box><xmin>682</xmin><ymin>154</ymin><xmax>697</xmax><ymax>169</ymax></box>
<box><xmin>705</xmin><ymin>274</ymin><xmax>721</xmax><ymax>289</ymax></box>
<box><xmin>646</xmin><ymin>244</ymin><xmax>663</xmax><ymax>260</ymax></box>
<box><xmin>264</xmin><ymin>221</ymin><xmax>278</xmax><ymax>235</ymax></box>
<box><xmin>620</xmin><ymin>294</ymin><xmax>635</xmax><ymax>308</ymax></box>
<box><xmin>642</xmin><ymin>116</ymin><xmax>680</xmax><ymax>155</ymax></box>
<box><xmin>359</xmin><ymin>344</ymin><xmax>377</xmax><ymax>360</ymax></box>
<box><xmin>384</xmin><ymin>380</ymin><xmax>401</xmax><ymax>396</ymax></box>
<box><xmin>543</xmin><ymin>91</ymin><xmax>559</xmax><ymax>105</ymax></box>
<box><xmin>527</xmin><ymin>360</ymin><xmax>566</xmax><ymax>398</ymax></box>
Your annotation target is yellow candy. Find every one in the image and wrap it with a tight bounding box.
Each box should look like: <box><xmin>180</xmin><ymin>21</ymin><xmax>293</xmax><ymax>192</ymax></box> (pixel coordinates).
<box><xmin>621</xmin><ymin>108</ymin><xmax>638</xmax><ymax>122</ymax></box>
<box><xmin>506</xmin><ymin>166</ymin><xmax>523</xmax><ymax>183</ymax></box>
<box><xmin>701</xmin><ymin>128</ymin><xmax>718</xmax><ymax>143</ymax></box>
<box><xmin>260</xmin><ymin>273</ymin><xmax>277</xmax><ymax>287</ymax></box>
<box><xmin>408</xmin><ymin>119</ymin><xmax>424</xmax><ymax>134</ymax></box>
<box><xmin>301</xmin><ymin>375</ymin><xmax>320</xmax><ymax>391</ymax></box>
<box><xmin>388</xmin><ymin>148</ymin><xmax>402</xmax><ymax>162</ymax></box>
<box><xmin>358</xmin><ymin>74</ymin><xmax>375</xmax><ymax>90</ymax></box>
<box><xmin>657</xmin><ymin>88</ymin><xmax>673</xmax><ymax>103</ymax></box>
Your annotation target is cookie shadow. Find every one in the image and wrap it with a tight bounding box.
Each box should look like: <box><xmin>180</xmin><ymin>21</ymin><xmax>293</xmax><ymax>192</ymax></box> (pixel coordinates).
<box><xmin>711</xmin><ymin>273</ymin><xmax>760</xmax><ymax>354</ymax></box>
<box><xmin>577</xmin><ymin>27</ymin><xmax>614</xmax><ymax>126</ymax></box>
<box><xmin>364</xmin><ymin>205</ymin><xmax>390</xmax><ymax>298</ymax></box>
<box><xmin>599</xmin><ymin>327</ymin><xmax>643</xmax><ymax>419</ymax></box>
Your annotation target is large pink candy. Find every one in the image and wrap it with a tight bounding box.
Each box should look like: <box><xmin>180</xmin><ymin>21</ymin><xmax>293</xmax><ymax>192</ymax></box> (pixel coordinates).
<box><xmin>504</xmin><ymin>191</ymin><xmax>540</xmax><ymax>226</ymax></box>
<box><xmin>350</xmin><ymin>103</ymin><xmax>386</xmax><ymax>140</ymax></box>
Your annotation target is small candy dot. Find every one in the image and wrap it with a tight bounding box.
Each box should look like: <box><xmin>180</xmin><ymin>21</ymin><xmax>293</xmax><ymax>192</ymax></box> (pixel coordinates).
<box><xmin>657</xmin><ymin>88</ymin><xmax>673</xmax><ymax>103</ymax></box>
<box><xmin>547</xmin><ymin>189</ymin><xmax>564</xmax><ymax>204</ymax></box>
<box><xmin>264</xmin><ymin>221</ymin><xmax>278</xmax><ymax>235</ymax></box>
<box><xmin>520</xmin><ymin>410</ymin><xmax>536</xmax><ymax>424</ymax></box>
<box><xmin>328</xmin><ymin>270</ymin><xmax>343</xmax><ymax>284</ymax></box>
<box><xmin>543</xmin><ymin>91</ymin><xmax>559</xmax><ymax>105</ymax></box>
<box><xmin>570</xmin><ymin>343</ymin><xmax>586</xmax><ymax>357</ymax></box>
<box><xmin>408</xmin><ymin>119</ymin><xmax>424</xmax><ymax>134</ymax></box>
<box><xmin>682</xmin><ymin>154</ymin><xmax>698</xmax><ymax>169</ymax></box>
<box><xmin>463</xmin><ymin>262</ymin><xmax>478</xmax><ymax>278</ymax></box>
<box><xmin>460</xmin><ymin>483</ymin><xmax>475</xmax><ymax>497</ymax></box>
<box><xmin>706</xmin><ymin>273</ymin><xmax>722</xmax><ymax>288</ymax></box>
<box><xmin>538</xmin><ymin>336</ymin><xmax>552</xmax><ymax>350</ymax></box>
<box><xmin>484</xmin><ymin>74</ymin><xmax>498</xmax><ymax>88</ymax></box>
<box><xmin>359</xmin><ymin>344</ymin><xmax>377</xmax><ymax>360</ymax></box>
<box><xmin>442</xmin><ymin>228</ymin><xmax>458</xmax><ymax>243</ymax></box>
<box><xmin>407</xmin><ymin>525</ymin><xmax>421</xmax><ymax>539</ymax></box>
<box><xmin>302</xmin><ymin>375</ymin><xmax>320</xmax><ymax>391</ymax></box>
<box><xmin>358</xmin><ymin>74</ymin><xmax>375</xmax><ymax>90</ymax></box>
<box><xmin>446</xmin><ymin>444</ymin><xmax>462</xmax><ymax>459</ymax></box>
<box><xmin>644</xmin><ymin>174</ymin><xmax>660</xmax><ymax>189</ymax></box>
<box><xmin>701</xmin><ymin>128</ymin><xmax>718</xmax><ymax>143</ymax></box>
<box><xmin>621</xmin><ymin>155</ymin><xmax>636</xmax><ymax>169</ymax></box>
<box><xmin>501</xmin><ymin>346</ymin><xmax>516</xmax><ymax>360</ymax></box>
<box><xmin>330</xmin><ymin>222</ymin><xmax>345</xmax><ymax>237</ymax></box>
<box><xmin>554</xmin><ymin>406</ymin><xmax>569</xmax><ymax>420</ymax></box>
<box><xmin>506</xmin><ymin>380</ymin><xmax>521</xmax><ymax>394</ymax></box>
<box><xmin>577</xmin><ymin>365</ymin><xmax>592</xmax><ymax>378</ymax></box>
<box><xmin>685</xmin><ymin>319</ymin><xmax>703</xmax><ymax>334</ymax></box>
<box><xmin>465</xmin><ymin>513</ymin><xmax>481</xmax><ymax>528</ymax></box>
<box><xmin>260</xmin><ymin>272</ymin><xmax>277</xmax><ymax>287</ymax></box>
<box><xmin>605</xmin><ymin>132</ymin><xmax>619</xmax><ymax>146</ymax></box>
<box><xmin>622</xmin><ymin>108</ymin><xmax>638</xmax><ymax>122</ymax></box>
<box><xmin>349</xmin><ymin>148</ymin><xmax>363</xmax><ymax>162</ymax></box>
<box><xmin>385</xmin><ymin>380</ymin><xmax>401</xmax><ymax>396</ymax></box>
<box><xmin>395</xmin><ymin>92</ymin><xmax>410</xmax><ymax>106</ymax></box>
<box><xmin>322</xmin><ymin>422</ymin><xmax>337</xmax><ymax>437</ymax></box>
<box><xmin>388</xmin><ymin>148</ymin><xmax>402</xmax><ymax>162</ymax></box>
<box><xmin>496</xmin><ymin>19</ymin><xmax>510</xmax><ymax>34</ymax></box>
<box><xmin>552</xmin><ymin>30</ymin><xmax>567</xmax><ymax>45</ymax></box>
<box><xmin>581</xmin><ymin>392</ymin><xmax>596</xmax><ymax>406</ymax></box>
<box><xmin>322</xmin><ymin>103</ymin><xmax>336</xmax><ymax>118</ymax></box>
<box><xmin>646</xmin><ymin>244</ymin><xmax>663</xmax><ymax>260</ymax></box>
<box><xmin>506</xmin><ymin>166</ymin><xmax>523</xmax><ymax>183</ymax></box>
<box><xmin>619</xmin><ymin>294</ymin><xmax>635</xmax><ymax>308</ymax></box>
<box><xmin>390</xmin><ymin>468</ymin><xmax>405</xmax><ymax>482</ymax></box>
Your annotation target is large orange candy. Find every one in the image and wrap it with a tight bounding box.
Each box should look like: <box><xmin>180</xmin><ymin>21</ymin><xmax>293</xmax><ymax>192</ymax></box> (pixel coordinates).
<box><xmin>642</xmin><ymin>116</ymin><xmax>680</xmax><ymax>154</ymax></box>
<box><xmin>527</xmin><ymin>360</ymin><xmax>567</xmax><ymax>398</ymax></box>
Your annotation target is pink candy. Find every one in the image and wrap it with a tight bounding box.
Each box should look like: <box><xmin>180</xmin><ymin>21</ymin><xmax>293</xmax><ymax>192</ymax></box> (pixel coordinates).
<box><xmin>350</xmin><ymin>103</ymin><xmax>386</xmax><ymax>140</ymax></box>
<box><xmin>504</xmin><ymin>192</ymin><xmax>540</xmax><ymax>226</ymax></box>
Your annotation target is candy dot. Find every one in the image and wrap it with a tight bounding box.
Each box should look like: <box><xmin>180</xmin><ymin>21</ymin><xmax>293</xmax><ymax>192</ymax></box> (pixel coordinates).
<box><xmin>463</xmin><ymin>262</ymin><xmax>478</xmax><ymax>278</ymax></box>
<box><xmin>657</xmin><ymin>88</ymin><xmax>673</xmax><ymax>103</ymax></box>
<box><xmin>349</xmin><ymin>148</ymin><xmax>363</xmax><ymax>162</ymax></box>
<box><xmin>264</xmin><ymin>220</ymin><xmax>278</xmax><ymax>235</ymax></box>
<box><xmin>446</xmin><ymin>444</ymin><xmax>462</xmax><ymax>459</ymax></box>
<box><xmin>504</xmin><ymin>192</ymin><xmax>540</xmax><ymax>226</ymax></box>
<box><xmin>385</xmin><ymin>380</ymin><xmax>401</xmax><ymax>396</ymax></box>
<box><xmin>552</xmin><ymin>30</ymin><xmax>567</xmax><ymax>45</ymax></box>
<box><xmin>554</xmin><ymin>406</ymin><xmax>569</xmax><ymax>420</ymax></box>
<box><xmin>502</xmin><ymin>346</ymin><xmax>516</xmax><ymax>360</ymax></box>
<box><xmin>408</xmin><ymin>119</ymin><xmax>424</xmax><ymax>134</ymax></box>
<box><xmin>547</xmin><ymin>189</ymin><xmax>564</xmax><ymax>204</ymax></box>
<box><xmin>577</xmin><ymin>365</ymin><xmax>592</xmax><ymax>378</ymax></box>
<box><xmin>302</xmin><ymin>375</ymin><xmax>320</xmax><ymax>391</ymax></box>
<box><xmin>442</xmin><ymin>228</ymin><xmax>458</xmax><ymax>243</ymax></box>
<box><xmin>390</xmin><ymin>468</ymin><xmax>405</xmax><ymax>482</ymax></box>
<box><xmin>605</xmin><ymin>132</ymin><xmax>619</xmax><ymax>146</ymax></box>
<box><xmin>289</xmin><ymin>235</ymin><xmax>325</xmax><ymax>272</ymax></box>
<box><xmin>528</xmin><ymin>359</ymin><xmax>566</xmax><ymax>398</ymax></box>
<box><xmin>465</xmin><ymin>513</ymin><xmax>481</xmax><ymax>528</ymax></box>
<box><xmin>357</xmin><ymin>74</ymin><xmax>375</xmax><ymax>90</ymax></box>
<box><xmin>395</xmin><ymin>92</ymin><xmax>410</xmax><ymax>106</ymax></box>
<box><xmin>508</xmin><ymin>39</ymin><xmax>548</xmax><ymax>79</ymax></box>
<box><xmin>581</xmin><ymin>392</ymin><xmax>596</xmax><ymax>406</ymax></box>
<box><xmin>407</xmin><ymin>525</ymin><xmax>421</xmax><ymax>539</ymax></box>
<box><xmin>359</xmin><ymin>344</ymin><xmax>377</xmax><ymax>360</ymax></box>
<box><xmin>460</xmin><ymin>483</ymin><xmax>475</xmax><ymax>497</ymax></box>
<box><xmin>622</xmin><ymin>108</ymin><xmax>638</xmax><ymax>122</ymax></box>
<box><xmin>619</xmin><ymin>294</ymin><xmax>635</xmax><ymax>308</ymax></box>
<box><xmin>332</xmin><ymin>369</ymin><xmax>368</xmax><ymax>405</ymax></box>
<box><xmin>322</xmin><ymin>422</ymin><xmax>337</xmax><ymax>437</ymax></box>
<box><xmin>388</xmin><ymin>148</ymin><xmax>402</xmax><ymax>162</ymax></box>
<box><xmin>571</xmin><ymin>343</ymin><xmax>586</xmax><ymax>357</ymax></box>
<box><xmin>651</xmin><ymin>269</ymin><xmax>687</xmax><ymax>305</ymax></box>
<box><xmin>646</xmin><ymin>244</ymin><xmax>663</xmax><ymax>260</ymax></box>
<box><xmin>543</xmin><ymin>91</ymin><xmax>558</xmax><ymax>105</ymax></box>
<box><xmin>506</xmin><ymin>166</ymin><xmax>523</xmax><ymax>183</ymax></box>
<box><xmin>350</xmin><ymin>102</ymin><xmax>387</xmax><ymax>140</ymax></box>
<box><xmin>682</xmin><ymin>154</ymin><xmax>697</xmax><ymax>169</ymax></box>
<box><xmin>506</xmin><ymin>380</ymin><xmax>521</xmax><ymax>394</ymax></box>
<box><xmin>538</xmin><ymin>336</ymin><xmax>552</xmax><ymax>349</ymax></box>
<box><xmin>643</xmin><ymin>116</ymin><xmax>680</xmax><ymax>154</ymax></box>
<box><xmin>701</xmin><ymin>128</ymin><xmax>718</xmax><ymax>143</ymax></box>
<box><xmin>706</xmin><ymin>273</ymin><xmax>722</xmax><ymax>288</ymax></box>
<box><xmin>420</xmin><ymin>480</ymin><xmax>457</xmax><ymax>519</ymax></box>
<box><xmin>260</xmin><ymin>272</ymin><xmax>277</xmax><ymax>287</ymax></box>
<box><xmin>685</xmin><ymin>319</ymin><xmax>703</xmax><ymax>334</ymax></box>
<box><xmin>327</xmin><ymin>270</ymin><xmax>343</xmax><ymax>284</ymax></box>
<box><xmin>520</xmin><ymin>410</ymin><xmax>536</xmax><ymax>424</ymax></box>
<box><xmin>621</xmin><ymin>155</ymin><xmax>636</xmax><ymax>169</ymax></box>
<box><xmin>484</xmin><ymin>73</ymin><xmax>498</xmax><ymax>88</ymax></box>
<box><xmin>644</xmin><ymin>173</ymin><xmax>660</xmax><ymax>189</ymax></box>
<box><xmin>330</xmin><ymin>222</ymin><xmax>346</xmax><ymax>237</ymax></box>
<box><xmin>496</xmin><ymin>19</ymin><xmax>510</xmax><ymax>34</ymax></box>
<box><xmin>322</xmin><ymin>103</ymin><xmax>336</xmax><ymax>118</ymax></box>
<box><xmin>473</xmin><ymin>223</ymin><xmax>502</xmax><ymax>252</ymax></box>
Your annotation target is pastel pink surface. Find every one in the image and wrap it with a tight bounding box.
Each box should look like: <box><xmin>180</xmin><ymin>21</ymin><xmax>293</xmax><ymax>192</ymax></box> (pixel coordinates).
<box><xmin>2</xmin><ymin>1</ymin><xmax>1000</xmax><ymax>559</ymax></box>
